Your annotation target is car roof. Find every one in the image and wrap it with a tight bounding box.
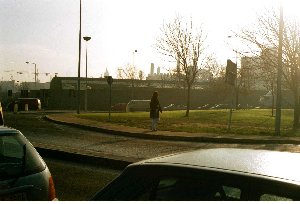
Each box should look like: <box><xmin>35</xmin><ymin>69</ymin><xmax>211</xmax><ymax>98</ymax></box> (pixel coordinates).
<box><xmin>0</xmin><ymin>126</ymin><xmax>19</xmax><ymax>134</ymax></box>
<box><xmin>136</xmin><ymin>148</ymin><xmax>300</xmax><ymax>183</ymax></box>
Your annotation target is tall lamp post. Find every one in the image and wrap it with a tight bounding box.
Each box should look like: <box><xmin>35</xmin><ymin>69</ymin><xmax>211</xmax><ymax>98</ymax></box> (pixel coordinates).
<box><xmin>25</xmin><ymin>61</ymin><xmax>38</xmax><ymax>87</ymax></box>
<box><xmin>275</xmin><ymin>3</ymin><xmax>284</xmax><ymax>136</ymax></box>
<box><xmin>132</xmin><ymin>49</ymin><xmax>137</xmax><ymax>68</ymax></box>
<box><xmin>77</xmin><ymin>0</ymin><xmax>82</xmax><ymax>114</ymax></box>
<box><xmin>131</xmin><ymin>50</ymin><xmax>137</xmax><ymax>99</ymax></box>
<box><xmin>83</xmin><ymin>36</ymin><xmax>91</xmax><ymax>112</ymax></box>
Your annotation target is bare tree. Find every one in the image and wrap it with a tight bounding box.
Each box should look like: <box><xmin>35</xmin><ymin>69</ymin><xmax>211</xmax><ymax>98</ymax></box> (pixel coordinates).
<box><xmin>138</xmin><ymin>70</ymin><xmax>145</xmax><ymax>80</ymax></box>
<box><xmin>156</xmin><ymin>16</ymin><xmax>206</xmax><ymax>116</ymax></box>
<box><xmin>118</xmin><ymin>63</ymin><xmax>139</xmax><ymax>87</ymax></box>
<box><xmin>116</xmin><ymin>68</ymin><xmax>124</xmax><ymax>79</ymax></box>
<box><xmin>205</xmin><ymin>57</ymin><xmax>231</xmax><ymax>103</ymax></box>
<box><xmin>237</xmin><ymin>8</ymin><xmax>300</xmax><ymax>128</ymax></box>
<box><xmin>205</xmin><ymin>55</ymin><xmax>222</xmax><ymax>79</ymax></box>
<box><xmin>260</xmin><ymin>48</ymin><xmax>277</xmax><ymax>116</ymax></box>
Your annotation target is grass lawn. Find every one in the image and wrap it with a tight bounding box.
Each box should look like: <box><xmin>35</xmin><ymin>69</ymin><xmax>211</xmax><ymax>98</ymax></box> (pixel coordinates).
<box><xmin>76</xmin><ymin>109</ymin><xmax>300</xmax><ymax>137</ymax></box>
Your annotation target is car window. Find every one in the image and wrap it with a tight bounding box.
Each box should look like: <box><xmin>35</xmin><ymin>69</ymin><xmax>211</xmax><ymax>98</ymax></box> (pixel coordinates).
<box><xmin>0</xmin><ymin>132</ymin><xmax>45</xmax><ymax>180</ymax></box>
<box><xmin>0</xmin><ymin>136</ymin><xmax>24</xmax><ymax>180</ymax></box>
<box><xmin>94</xmin><ymin>166</ymin><xmax>300</xmax><ymax>201</ymax></box>
<box><xmin>99</xmin><ymin>174</ymin><xmax>154</xmax><ymax>201</ymax></box>
<box><xmin>222</xmin><ymin>186</ymin><xmax>241</xmax><ymax>200</ymax></box>
<box><xmin>154</xmin><ymin>177</ymin><xmax>230</xmax><ymax>201</ymax></box>
<box><xmin>260</xmin><ymin>194</ymin><xmax>292</xmax><ymax>201</ymax></box>
<box><xmin>95</xmin><ymin>168</ymin><xmax>244</xmax><ymax>201</ymax></box>
<box><xmin>247</xmin><ymin>178</ymin><xmax>300</xmax><ymax>201</ymax></box>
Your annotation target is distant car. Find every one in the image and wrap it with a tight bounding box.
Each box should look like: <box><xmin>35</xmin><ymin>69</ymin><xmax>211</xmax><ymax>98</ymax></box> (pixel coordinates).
<box><xmin>163</xmin><ymin>104</ymin><xmax>187</xmax><ymax>111</ymax></box>
<box><xmin>0</xmin><ymin>102</ymin><xmax>3</xmax><ymax>126</ymax></box>
<box><xmin>175</xmin><ymin>104</ymin><xmax>187</xmax><ymax>110</ymax></box>
<box><xmin>91</xmin><ymin>148</ymin><xmax>300</xmax><ymax>201</ymax></box>
<box><xmin>197</xmin><ymin>104</ymin><xmax>212</xmax><ymax>110</ymax></box>
<box><xmin>0</xmin><ymin>126</ymin><xmax>57</xmax><ymax>201</ymax></box>
<box><xmin>163</xmin><ymin>104</ymin><xmax>175</xmax><ymax>111</ymax></box>
<box><xmin>126</xmin><ymin>100</ymin><xmax>151</xmax><ymax>112</ymax></box>
<box><xmin>111</xmin><ymin>103</ymin><xmax>127</xmax><ymax>112</ymax></box>
<box><xmin>6</xmin><ymin>98</ymin><xmax>41</xmax><ymax>112</ymax></box>
<box><xmin>211</xmin><ymin>104</ymin><xmax>229</xmax><ymax>109</ymax></box>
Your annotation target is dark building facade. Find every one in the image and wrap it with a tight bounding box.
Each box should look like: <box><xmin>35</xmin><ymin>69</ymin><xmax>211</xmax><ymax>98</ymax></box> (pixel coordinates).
<box><xmin>47</xmin><ymin>77</ymin><xmax>266</xmax><ymax>111</ymax></box>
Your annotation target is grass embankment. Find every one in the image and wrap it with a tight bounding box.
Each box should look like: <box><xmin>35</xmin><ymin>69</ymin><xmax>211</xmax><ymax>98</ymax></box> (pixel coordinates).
<box><xmin>76</xmin><ymin>109</ymin><xmax>299</xmax><ymax>137</ymax></box>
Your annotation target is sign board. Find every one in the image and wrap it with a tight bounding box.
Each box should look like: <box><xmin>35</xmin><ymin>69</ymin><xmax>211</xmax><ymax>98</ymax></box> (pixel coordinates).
<box><xmin>225</xmin><ymin>59</ymin><xmax>237</xmax><ymax>86</ymax></box>
<box><xmin>106</xmin><ymin>76</ymin><xmax>113</xmax><ymax>85</ymax></box>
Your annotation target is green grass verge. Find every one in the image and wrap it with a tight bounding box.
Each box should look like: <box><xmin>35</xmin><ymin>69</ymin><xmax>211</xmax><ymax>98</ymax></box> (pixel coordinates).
<box><xmin>76</xmin><ymin>109</ymin><xmax>300</xmax><ymax>137</ymax></box>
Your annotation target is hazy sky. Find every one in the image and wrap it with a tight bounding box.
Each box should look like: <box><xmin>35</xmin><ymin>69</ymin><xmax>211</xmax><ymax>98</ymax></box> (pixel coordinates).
<box><xmin>0</xmin><ymin>0</ymin><xmax>298</xmax><ymax>83</ymax></box>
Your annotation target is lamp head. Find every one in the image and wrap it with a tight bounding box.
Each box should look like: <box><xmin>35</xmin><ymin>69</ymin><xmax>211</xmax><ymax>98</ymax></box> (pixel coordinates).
<box><xmin>83</xmin><ymin>36</ymin><xmax>91</xmax><ymax>41</ymax></box>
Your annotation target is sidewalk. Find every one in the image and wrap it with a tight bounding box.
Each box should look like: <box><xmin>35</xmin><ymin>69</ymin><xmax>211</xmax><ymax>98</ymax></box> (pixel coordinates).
<box><xmin>45</xmin><ymin>113</ymin><xmax>300</xmax><ymax>145</ymax></box>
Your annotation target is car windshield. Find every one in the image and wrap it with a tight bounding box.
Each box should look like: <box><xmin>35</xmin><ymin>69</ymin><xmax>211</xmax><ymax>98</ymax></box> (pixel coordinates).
<box><xmin>0</xmin><ymin>132</ymin><xmax>45</xmax><ymax>180</ymax></box>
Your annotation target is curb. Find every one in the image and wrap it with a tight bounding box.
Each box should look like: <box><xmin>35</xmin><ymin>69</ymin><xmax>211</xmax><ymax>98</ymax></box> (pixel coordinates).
<box><xmin>36</xmin><ymin>147</ymin><xmax>132</xmax><ymax>170</ymax></box>
<box><xmin>35</xmin><ymin>145</ymin><xmax>137</xmax><ymax>170</ymax></box>
<box><xmin>44</xmin><ymin>115</ymin><xmax>300</xmax><ymax>145</ymax></box>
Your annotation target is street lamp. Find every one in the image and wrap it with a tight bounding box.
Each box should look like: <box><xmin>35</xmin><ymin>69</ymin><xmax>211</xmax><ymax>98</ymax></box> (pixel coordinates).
<box><xmin>275</xmin><ymin>4</ymin><xmax>284</xmax><ymax>136</ymax></box>
<box><xmin>25</xmin><ymin>61</ymin><xmax>38</xmax><ymax>87</ymax></box>
<box><xmin>131</xmin><ymin>50</ymin><xmax>137</xmax><ymax>99</ymax></box>
<box><xmin>132</xmin><ymin>50</ymin><xmax>137</xmax><ymax>69</ymax></box>
<box><xmin>227</xmin><ymin>36</ymin><xmax>238</xmax><ymax>66</ymax></box>
<box><xmin>77</xmin><ymin>0</ymin><xmax>82</xmax><ymax>114</ymax></box>
<box><xmin>83</xmin><ymin>36</ymin><xmax>91</xmax><ymax>111</ymax></box>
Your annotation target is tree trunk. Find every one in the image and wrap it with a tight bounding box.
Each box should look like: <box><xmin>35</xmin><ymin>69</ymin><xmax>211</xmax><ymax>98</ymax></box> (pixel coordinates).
<box><xmin>185</xmin><ymin>84</ymin><xmax>191</xmax><ymax>117</ymax></box>
<box><xmin>293</xmin><ymin>89</ymin><xmax>300</xmax><ymax>129</ymax></box>
<box><xmin>271</xmin><ymin>85</ymin><xmax>275</xmax><ymax>117</ymax></box>
<box><xmin>235</xmin><ymin>86</ymin><xmax>239</xmax><ymax>109</ymax></box>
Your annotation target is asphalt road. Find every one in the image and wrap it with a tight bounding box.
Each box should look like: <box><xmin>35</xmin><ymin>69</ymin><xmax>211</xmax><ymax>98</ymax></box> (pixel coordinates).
<box><xmin>3</xmin><ymin>112</ymin><xmax>233</xmax><ymax>160</ymax></box>
<box><xmin>43</xmin><ymin>157</ymin><xmax>121</xmax><ymax>201</ymax></box>
<box><xmin>5</xmin><ymin>112</ymin><xmax>300</xmax><ymax>158</ymax></box>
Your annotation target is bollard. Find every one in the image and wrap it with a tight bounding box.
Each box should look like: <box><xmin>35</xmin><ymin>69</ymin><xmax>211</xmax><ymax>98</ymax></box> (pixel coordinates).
<box><xmin>25</xmin><ymin>104</ymin><xmax>29</xmax><ymax>111</ymax></box>
<box><xmin>14</xmin><ymin>104</ymin><xmax>18</xmax><ymax>114</ymax></box>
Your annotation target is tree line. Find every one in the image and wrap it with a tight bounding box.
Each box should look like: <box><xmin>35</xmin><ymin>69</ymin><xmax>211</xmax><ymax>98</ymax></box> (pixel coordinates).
<box><xmin>117</xmin><ymin>8</ymin><xmax>300</xmax><ymax>129</ymax></box>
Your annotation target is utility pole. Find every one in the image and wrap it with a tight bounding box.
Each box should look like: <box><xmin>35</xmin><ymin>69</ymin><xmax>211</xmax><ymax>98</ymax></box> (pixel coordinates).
<box><xmin>275</xmin><ymin>4</ymin><xmax>283</xmax><ymax>136</ymax></box>
<box><xmin>25</xmin><ymin>62</ymin><xmax>38</xmax><ymax>87</ymax></box>
<box><xmin>83</xmin><ymin>36</ymin><xmax>91</xmax><ymax>112</ymax></box>
<box><xmin>106</xmin><ymin>76</ymin><xmax>113</xmax><ymax>121</ymax></box>
<box><xmin>77</xmin><ymin>0</ymin><xmax>82</xmax><ymax>114</ymax></box>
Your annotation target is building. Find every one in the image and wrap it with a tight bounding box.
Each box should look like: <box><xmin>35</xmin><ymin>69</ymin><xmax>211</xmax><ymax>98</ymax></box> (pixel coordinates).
<box><xmin>146</xmin><ymin>63</ymin><xmax>213</xmax><ymax>84</ymax></box>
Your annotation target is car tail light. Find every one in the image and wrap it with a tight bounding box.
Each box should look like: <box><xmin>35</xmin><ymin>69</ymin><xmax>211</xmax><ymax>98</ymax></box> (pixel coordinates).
<box><xmin>48</xmin><ymin>176</ymin><xmax>56</xmax><ymax>201</ymax></box>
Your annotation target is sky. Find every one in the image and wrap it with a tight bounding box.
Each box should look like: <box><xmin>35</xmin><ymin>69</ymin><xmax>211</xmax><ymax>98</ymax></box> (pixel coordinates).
<box><xmin>0</xmin><ymin>0</ymin><xmax>299</xmax><ymax>83</ymax></box>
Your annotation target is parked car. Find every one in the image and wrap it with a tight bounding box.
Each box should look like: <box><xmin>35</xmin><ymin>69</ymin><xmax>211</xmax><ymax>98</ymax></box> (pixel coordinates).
<box><xmin>163</xmin><ymin>104</ymin><xmax>176</xmax><ymax>111</ymax></box>
<box><xmin>163</xmin><ymin>104</ymin><xmax>187</xmax><ymax>111</ymax></box>
<box><xmin>111</xmin><ymin>103</ymin><xmax>127</xmax><ymax>112</ymax></box>
<box><xmin>0</xmin><ymin>102</ymin><xmax>3</xmax><ymax>126</ymax></box>
<box><xmin>0</xmin><ymin>126</ymin><xmax>57</xmax><ymax>201</ymax></box>
<box><xmin>197</xmin><ymin>104</ymin><xmax>212</xmax><ymax>110</ymax></box>
<box><xmin>91</xmin><ymin>148</ymin><xmax>300</xmax><ymax>201</ymax></box>
<box><xmin>210</xmin><ymin>104</ymin><xmax>229</xmax><ymax>109</ymax></box>
<box><xmin>126</xmin><ymin>100</ymin><xmax>150</xmax><ymax>112</ymax></box>
<box><xmin>176</xmin><ymin>104</ymin><xmax>187</xmax><ymax>110</ymax></box>
<box><xmin>6</xmin><ymin>98</ymin><xmax>41</xmax><ymax>112</ymax></box>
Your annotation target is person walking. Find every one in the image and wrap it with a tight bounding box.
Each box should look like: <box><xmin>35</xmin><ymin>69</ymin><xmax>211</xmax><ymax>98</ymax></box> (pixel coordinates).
<box><xmin>150</xmin><ymin>91</ymin><xmax>162</xmax><ymax>131</ymax></box>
